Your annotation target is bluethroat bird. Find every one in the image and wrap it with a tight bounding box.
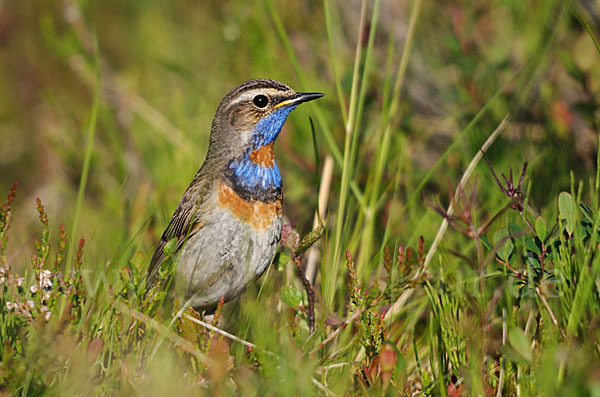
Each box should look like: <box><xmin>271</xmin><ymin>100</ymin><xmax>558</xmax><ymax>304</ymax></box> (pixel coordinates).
<box><xmin>147</xmin><ymin>78</ymin><xmax>323</xmax><ymax>312</ymax></box>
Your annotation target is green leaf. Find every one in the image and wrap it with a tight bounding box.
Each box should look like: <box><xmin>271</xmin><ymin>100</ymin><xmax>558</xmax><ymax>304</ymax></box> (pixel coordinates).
<box><xmin>502</xmin><ymin>345</ymin><xmax>530</xmax><ymax>366</ymax></box>
<box><xmin>280</xmin><ymin>284</ymin><xmax>303</xmax><ymax>308</ymax></box>
<box><xmin>525</xmin><ymin>236</ymin><xmax>541</xmax><ymax>256</ymax></box>
<box><xmin>119</xmin><ymin>266</ymin><xmax>132</xmax><ymax>283</ymax></box>
<box><xmin>294</xmin><ymin>223</ymin><xmax>325</xmax><ymax>255</ymax></box>
<box><xmin>163</xmin><ymin>238</ymin><xmax>178</xmax><ymax>257</ymax></box>
<box><xmin>508</xmin><ymin>327</ymin><xmax>532</xmax><ymax>362</ymax></box>
<box><xmin>129</xmin><ymin>251</ymin><xmax>145</xmax><ymax>271</ymax></box>
<box><xmin>508</xmin><ymin>223</ymin><xmax>524</xmax><ymax>246</ymax></box>
<box><xmin>578</xmin><ymin>222</ymin><xmax>591</xmax><ymax>239</ymax></box>
<box><xmin>153</xmin><ymin>291</ymin><xmax>167</xmax><ymax>301</ymax></box>
<box><xmin>558</xmin><ymin>192</ymin><xmax>577</xmax><ymax>236</ymax></box>
<box><xmin>158</xmin><ymin>256</ymin><xmax>175</xmax><ymax>277</ymax></box>
<box><xmin>481</xmin><ymin>235</ymin><xmax>493</xmax><ymax>250</ymax></box>
<box><xmin>276</xmin><ymin>253</ymin><xmax>291</xmax><ymax>271</ymax></box>
<box><xmin>535</xmin><ymin>216</ymin><xmax>546</xmax><ymax>241</ymax></box>
<box><xmin>494</xmin><ymin>228</ymin><xmax>514</xmax><ymax>262</ymax></box>
<box><xmin>526</xmin><ymin>255</ymin><xmax>540</xmax><ymax>268</ymax></box>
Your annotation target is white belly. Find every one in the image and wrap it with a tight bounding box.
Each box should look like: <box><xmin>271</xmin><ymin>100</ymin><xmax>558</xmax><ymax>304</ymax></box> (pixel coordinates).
<box><xmin>175</xmin><ymin>208</ymin><xmax>282</xmax><ymax>311</ymax></box>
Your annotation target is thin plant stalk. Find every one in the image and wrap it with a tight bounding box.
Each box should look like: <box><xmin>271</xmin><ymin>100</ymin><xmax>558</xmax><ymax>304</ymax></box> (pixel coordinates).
<box><xmin>65</xmin><ymin>47</ymin><xmax>100</xmax><ymax>275</ymax></box>
<box><xmin>324</xmin><ymin>0</ymin><xmax>368</xmax><ymax>308</ymax></box>
<box><xmin>357</xmin><ymin>0</ymin><xmax>421</xmax><ymax>278</ymax></box>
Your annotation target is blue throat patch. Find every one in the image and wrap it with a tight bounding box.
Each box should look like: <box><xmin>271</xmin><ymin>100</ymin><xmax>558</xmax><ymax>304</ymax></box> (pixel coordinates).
<box><xmin>227</xmin><ymin>105</ymin><xmax>297</xmax><ymax>196</ymax></box>
<box><xmin>251</xmin><ymin>105</ymin><xmax>297</xmax><ymax>147</ymax></box>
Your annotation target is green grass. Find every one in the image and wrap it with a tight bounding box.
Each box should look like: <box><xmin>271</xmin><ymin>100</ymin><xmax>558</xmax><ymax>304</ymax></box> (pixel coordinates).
<box><xmin>1</xmin><ymin>0</ymin><xmax>600</xmax><ymax>395</ymax></box>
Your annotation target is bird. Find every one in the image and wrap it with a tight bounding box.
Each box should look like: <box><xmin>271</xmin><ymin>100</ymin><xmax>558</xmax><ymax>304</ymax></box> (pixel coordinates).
<box><xmin>146</xmin><ymin>78</ymin><xmax>323</xmax><ymax>313</ymax></box>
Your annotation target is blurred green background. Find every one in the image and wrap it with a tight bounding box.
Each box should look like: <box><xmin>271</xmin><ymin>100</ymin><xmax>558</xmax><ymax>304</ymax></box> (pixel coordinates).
<box><xmin>1</xmin><ymin>0</ymin><xmax>335</xmax><ymax>268</ymax></box>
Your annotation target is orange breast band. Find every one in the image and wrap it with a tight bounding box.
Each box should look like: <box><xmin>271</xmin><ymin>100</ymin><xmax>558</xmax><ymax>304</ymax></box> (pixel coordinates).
<box><xmin>217</xmin><ymin>184</ymin><xmax>282</xmax><ymax>229</ymax></box>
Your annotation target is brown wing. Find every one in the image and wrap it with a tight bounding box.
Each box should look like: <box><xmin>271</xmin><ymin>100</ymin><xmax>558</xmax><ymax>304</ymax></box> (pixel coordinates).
<box><xmin>146</xmin><ymin>178</ymin><xmax>211</xmax><ymax>290</ymax></box>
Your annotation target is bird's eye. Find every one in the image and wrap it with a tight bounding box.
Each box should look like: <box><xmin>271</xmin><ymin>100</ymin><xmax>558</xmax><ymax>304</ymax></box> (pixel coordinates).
<box><xmin>252</xmin><ymin>94</ymin><xmax>269</xmax><ymax>108</ymax></box>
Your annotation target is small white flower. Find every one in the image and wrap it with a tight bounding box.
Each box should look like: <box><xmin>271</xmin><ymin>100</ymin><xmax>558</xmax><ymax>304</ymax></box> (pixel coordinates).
<box><xmin>30</xmin><ymin>284</ymin><xmax>38</xmax><ymax>294</ymax></box>
<box><xmin>26</xmin><ymin>300</ymin><xmax>34</xmax><ymax>309</ymax></box>
<box><xmin>0</xmin><ymin>276</ymin><xmax>5</xmax><ymax>285</ymax></box>
<box><xmin>43</xmin><ymin>293</ymin><xmax>51</xmax><ymax>302</ymax></box>
<box><xmin>16</xmin><ymin>277</ymin><xmax>25</xmax><ymax>288</ymax></box>
<box><xmin>40</xmin><ymin>270</ymin><xmax>53</xmax><ymax>289</ymax></box>
<box><xmin>0</xmin><ymin>267</ymin><xmax>5</xmax><ymax>276</ymax></box>
<box><xmin>5</xmin><ymin>301</ymin><xmax>14</xmax><ymax>310</ymax></box>
<box><xmin>40</xmin><ymin>305</ymin><xmax>51</xmax><ymax>321</ymax></box>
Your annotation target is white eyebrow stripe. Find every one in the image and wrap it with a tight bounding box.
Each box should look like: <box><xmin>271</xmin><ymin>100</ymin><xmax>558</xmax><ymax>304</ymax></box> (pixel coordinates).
<box><xmin>226</xmin><ymin>90</ymin><xmax>264</xmax><ymax>108</ymax></box>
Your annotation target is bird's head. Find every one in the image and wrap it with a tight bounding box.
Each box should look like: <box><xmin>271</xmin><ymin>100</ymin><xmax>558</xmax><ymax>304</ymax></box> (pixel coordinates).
<box><xmin>205</xmin><ymin>79</ymin><xmax>323</xmax><ymax>199</ymax></box>
<box><xmin>208</xmin><ymin>78</ymin><xmax>323</xmax><ymax>158</ymax></box>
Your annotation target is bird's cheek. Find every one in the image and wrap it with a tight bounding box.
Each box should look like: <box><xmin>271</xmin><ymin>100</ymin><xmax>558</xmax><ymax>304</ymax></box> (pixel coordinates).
<box><xmin>239</xmin><ymin>130</ymin><xmax>253</xmax><ymax>147</ymax></box>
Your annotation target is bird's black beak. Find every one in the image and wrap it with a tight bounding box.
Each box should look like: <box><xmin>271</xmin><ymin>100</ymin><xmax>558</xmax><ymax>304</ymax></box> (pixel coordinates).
<box><xmin>273</xmin><ymin>92</ymin><xmax>324</xmax><ymax>109</ymax></box>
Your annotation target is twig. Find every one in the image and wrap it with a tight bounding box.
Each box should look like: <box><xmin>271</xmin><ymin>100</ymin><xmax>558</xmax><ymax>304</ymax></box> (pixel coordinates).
<box><xmin>495</xmin><ymin>258</ymin><xmax>526</xmax><ymax>281</ymax></box>
<box><xmin>316</xmin><ymin>362</ymin><xmax>354</xmax><ymax>373</ymax></box>
<box><xmin>293</xmin><ymin>254</ymin><xmax>316</xmax><ymax>333</ymax></box>
<box><xmin>116</xmin><ymin>302</ymin><xmax>210</xmax><ymax>364</ymax></box>
<box><xmin>183</xmin><ymin>313</ymin><xmax>277</xmax><ymax>356</ymax></box>
<box><xmin>496</xmin><ymin>309</ymin><xmax>506</xmax><ymax>397</ymax></box>
<box><xmin>536</xmin><ymin>286</ymin><xmax>567</xmax><ymax>339</ymax></box>
<box><xmin>311</xmin><ymin>377</ymin><xmax>335</xmax><ymax>396</ymax></box>
<box><xmin>310</xmin><ymin>309</ymin><xmax>364</xmax><ymax>355</ymax></box>
<box><xmin>384</xmin><ymin>114</ymin><xmax>510</xmax><ymax>322</ymax></box>
<box><xmin>421</xmin><ymin>114</ymin><xmax>511</xmax><ymax>275</ymax></box>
